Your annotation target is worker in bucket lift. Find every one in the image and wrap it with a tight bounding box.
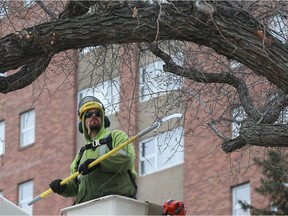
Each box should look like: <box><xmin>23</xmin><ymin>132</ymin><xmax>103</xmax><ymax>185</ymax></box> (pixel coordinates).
<box><xmin>49</xmin><ymin>96</ymin><xmax>137</xmax><ymax>204</ymax></box>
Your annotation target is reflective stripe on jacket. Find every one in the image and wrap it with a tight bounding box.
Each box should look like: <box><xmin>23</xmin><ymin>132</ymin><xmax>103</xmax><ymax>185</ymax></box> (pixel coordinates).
<box><xmin>60</xmin><ymin>128</ymin><xmax>137</xmax><ymax>203</ymax></box>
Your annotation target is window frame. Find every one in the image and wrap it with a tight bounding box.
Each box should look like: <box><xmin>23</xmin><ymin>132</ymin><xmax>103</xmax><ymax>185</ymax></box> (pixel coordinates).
<box><xmin>20</xmin><ymin>109</ymin><xmax>35</xmax><ymax>148</ymax></box>
<box><xmin>0</xmin><ymin>120</ymin><xmax>5</xmax><ymax>156</ymax></box>
<box><xmin>139</xmin><ymin>126</ymin><xmax>184</xmax><ymax>176</ymax></box>
<box><xmin>232</xmin><ymin>183</ymin><xmax>250</xmax><ymax>216</ymax></box>
<box><xmin>18</xmin><ymin>180</ymin><xmax>33</xmax><ymax>214</ymax></box>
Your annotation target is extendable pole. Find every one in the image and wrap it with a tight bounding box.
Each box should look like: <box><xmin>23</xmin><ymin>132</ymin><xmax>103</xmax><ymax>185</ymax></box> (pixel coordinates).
<box><xmin>28</xmin><ymin>113</ymin><xmax>182</xmax><ymax>206</ymax></box>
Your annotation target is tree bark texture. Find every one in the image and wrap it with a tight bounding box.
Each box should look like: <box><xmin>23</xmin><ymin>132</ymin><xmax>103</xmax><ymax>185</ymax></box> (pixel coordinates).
<box><xmin>222</xmin><ymin>120</ymin><xmax>288</xmax><ymax>153</ymax></box>
<box><xmin>1</xmin><ymin>1</ymin><xmax>288</xmax><ymax>154</ymax></box>
<box><xmin>1</xmin><ymin>1</ymin><xmax>288</xmax><ymax>93</ymax></box>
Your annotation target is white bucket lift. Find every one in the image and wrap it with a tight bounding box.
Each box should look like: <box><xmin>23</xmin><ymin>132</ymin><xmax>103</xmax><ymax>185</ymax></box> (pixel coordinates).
<box><xmin>61</xmin><ymin>195</ymin><xmax>163</xmax><ymax>216</ymax></box>
<box><xmin>0</xmin><ymin>196</ymin><xmax>30</xmax><ymax>215</ymax></box>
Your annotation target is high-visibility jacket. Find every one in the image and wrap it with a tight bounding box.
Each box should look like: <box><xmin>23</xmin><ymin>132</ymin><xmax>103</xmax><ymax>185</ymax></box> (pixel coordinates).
<box><xmin>59</xmin><ymin>111</ymin><xmax>137</xmax><ymax>204</ymax></box>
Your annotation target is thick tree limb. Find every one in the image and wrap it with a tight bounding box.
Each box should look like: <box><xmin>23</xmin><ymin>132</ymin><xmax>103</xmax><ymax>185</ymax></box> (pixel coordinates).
<box><xmin>222</xmin><ymin>120</ymin><xmax>288</xmax><ymax>153</ymax></box>
<box><xmin>222</xmin><ymin>136</ymin><xmax>247</xmax><ymax>153</ymax></box>
<box><xmin>0</xmin><ymin>56</ymin><xmax>52</xmax><ymax>93</ymax></box>
<box><xmin>0</xmin><ymin>0</ymin><xmax>94</xmax><ymax>93</ymax></box>
<box><xmin>1</xmin><ymin>1</ymin><xmax>288</xmax><ymax>94</ymax></box>
<box><xmin>1</xmin><ymin>1</ymin><xmax>288</xmax><ymax>153</ymax></box>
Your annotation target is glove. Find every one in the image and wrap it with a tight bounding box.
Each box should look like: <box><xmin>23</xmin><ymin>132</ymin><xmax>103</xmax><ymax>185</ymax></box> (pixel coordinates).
<box><xmin>49</xmin><ymin>179</ymin><xmax>66</xmax><ymax>194</ymax></box>
<box><xmin>78</xmin><ymin>159</ymin><xmax>100</xmax><ymax>175</ymax></box>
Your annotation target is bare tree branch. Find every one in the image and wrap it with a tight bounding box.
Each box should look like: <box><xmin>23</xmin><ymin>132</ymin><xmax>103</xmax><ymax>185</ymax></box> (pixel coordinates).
<box><xmin>147</xmin><ymin>43</ymin><xmax>288</xmax><ymax>152</ymax></box>
<box><xmin>1</xmin><ymin>1</ymin><xmax>288</xmax><ymax>94</ymax></box>
<box><xmin>147</xmin><ymin>43</ymin><xmax>258</xmax><ymax>118</ymax></box>
<box><xmin>0</xmin><ymin>56</ymin><xmax>51</xmax><ymax>93</ymax></box>
<box><xmin>36</xmin><ymin>0</ymin><xmax>58</xmax><ymax>20</ymax></box>
<box><xmin>222</xmin><ymin>120</ymin><xmax>288</xmax><ymax>153</ymax></box>
<box><xmin>1</xmin><ymin>0</ymin><xmax>288</xmax><ymax>154</ymax></box>
<box><xmin>0</xmin><ymin>0</ymin><xmax>95</xmax><ymax>93</ymax></box>
<box><xmin>58</xmin><ymin>0</ymin><xmax>96</xmax><ymax>19</ymax></box>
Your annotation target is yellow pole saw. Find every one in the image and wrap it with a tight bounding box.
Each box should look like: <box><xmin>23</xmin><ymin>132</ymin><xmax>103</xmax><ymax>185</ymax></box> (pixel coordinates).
<box><xmin>28</xmin><ymin>113</ymin><xmax>182</xmax><ymax>206</ymax></box>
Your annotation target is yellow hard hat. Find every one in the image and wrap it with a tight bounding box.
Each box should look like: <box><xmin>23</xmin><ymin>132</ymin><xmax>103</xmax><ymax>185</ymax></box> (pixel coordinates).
<box><xmin>78</xmin><ymin>96</ymin><xmax>104</xmax><ymax>121</ymax></box>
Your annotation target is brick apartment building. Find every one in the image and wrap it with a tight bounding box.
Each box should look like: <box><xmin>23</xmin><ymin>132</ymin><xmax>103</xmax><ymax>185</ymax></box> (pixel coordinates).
<box><xmin>0</xmin><ymin>1</ymin><xmax>273</xmax><ymax>215</ymax></box>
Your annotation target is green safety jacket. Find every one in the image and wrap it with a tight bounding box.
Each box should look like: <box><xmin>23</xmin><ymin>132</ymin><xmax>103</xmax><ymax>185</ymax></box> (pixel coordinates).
<box><xmin>59</xmin><ymin>112</ymin><xmax>137</xmax><ymax>204</ymax></box>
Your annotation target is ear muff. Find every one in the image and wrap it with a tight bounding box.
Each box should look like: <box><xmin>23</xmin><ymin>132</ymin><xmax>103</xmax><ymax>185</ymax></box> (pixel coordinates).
<box><xmin>78</xmin><ymin>122</ymin><xmax>83</xmax><ymax>134</ymax></box>
<box><xmin>104</xmin><ymin>116</ymin><xmax>111</xmax><ymax>128</ymax></box>
<box><xmin>78</xmin><ymin>116</ymin><xmax>111</xmax><ymax>133</ymax></box>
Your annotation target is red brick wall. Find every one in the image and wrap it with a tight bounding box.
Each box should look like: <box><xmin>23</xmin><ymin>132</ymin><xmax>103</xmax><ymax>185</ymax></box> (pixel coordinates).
<box><xmin>0</xmin><ymin>51</ymin><xmax>78</xmax><ymax>215</ymax></box>
<box><xmin>183</xmin><ymin>98</ymin><xmax>268</xmax><ymax>215</ymax></box>
<box><xmin>118</xmin><ymin>45</ymin><xmax>139</xmax><ymax>137</ymax></box>
<box><xmin>118</xmin><ymin>45</ymin><xmax>140</xmax><ymax>171</ymax></box>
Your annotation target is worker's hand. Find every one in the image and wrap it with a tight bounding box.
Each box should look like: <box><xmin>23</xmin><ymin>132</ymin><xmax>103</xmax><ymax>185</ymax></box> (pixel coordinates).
<box><xmin>78</xmin><ymin>159</ymin><xmax>99</xmax><ymax>175</ymax></box>
<box><xmin>49</xmin><ymin>179</ymin><xmax>66</xmax><ymax>194</ymax></box>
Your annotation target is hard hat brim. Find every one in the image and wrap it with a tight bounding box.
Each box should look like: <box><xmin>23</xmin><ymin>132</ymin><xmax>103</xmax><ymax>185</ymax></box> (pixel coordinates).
<box><xmin>79</xmin><ymin>101</ymin><xmax>103</xmax><ymax>120</ymax></box>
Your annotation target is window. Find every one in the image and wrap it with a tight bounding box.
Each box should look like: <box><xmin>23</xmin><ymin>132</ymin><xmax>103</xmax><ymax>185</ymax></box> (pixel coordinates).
<box><xmin>79</xmin><ymin>46</ymin><xmax>97</xmax><ymax>54</ymax></box>
<box><xmin>23</xmin><ymin>0</ymin><xmax>35</xmax><ymax>7</ymax></box>
<box><xmin>18</xmin><ymin>181</ymin><xmax>33</xmax><ymax>214</ymax></box>
<box><xmin>230</xmin><ymin>60</ymin><xmax>242</xmax><ymax>70</ymax></box>
<box><xmin>276</xmin><ymin>107</ymin><xmax>288</xmax><ymax>124</ymax></box>
<box><xmin>139</xmin><ymin>55</ymin><xmax>183</xmax><ymax>101</ymax></box>
<box><xmin>78</xmin><ymin>77</ymin><xmax>120</xmax><ymax>115</ymax></box>
<box><xmin>231</xmin><ymin>106</ymin><xmax>246</xmax><ymax>139</ymax></box>
<box><xmin>271</xmin><ymin>202</ymin><xmax>278</xmax><ymax>212</ymax></box>
<box><xmin>0</xmin><ymin>1</ymin><xmax>8</xmax><ymax>19</ymax></box>
<box><xmin>0</xmin><ymin>121</ymin><xmax>5</xmax><ymax>156</ymax></box>
<box><xmin>232</xmin><ymin>183</ymin><xmax>250</xmax><ymax>216</ymax></box>
<box><xmin>268</xmin><ymin>15</ymin><xmax>288</xmax><ymax>43</ymax></box>
<box><xmin>139</xmin><ymin>127</ymin><xmax>184</xmax><ymax>176</ymax></box>
<box><xmin>20</xmin><ymin>110</ymin><xmax>35</xmax><ymax>147</ymax></box>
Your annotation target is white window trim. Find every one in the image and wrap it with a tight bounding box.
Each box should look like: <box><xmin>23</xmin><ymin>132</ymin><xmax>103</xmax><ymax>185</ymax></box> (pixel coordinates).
<box><xmin>0</xmin><ymin>121</ymin><xmax>5</xmax><ymax>156</ymax></box>
<box><xmin>18</xmin><ymin>180</ymin><xmax>33</xmax><ymax>214</ymax></box>
<box><xmin>139</xmin><ymin>126</ymin><xmax>184</xmax><ymax>176</ymax></box>
<box><xmin>232</xmin><ymin>183</ymin><xmax>250</xmax><ymax>216</ymax></box>
<box><xmin>20</xmin><ymin>110</ymin><xmax>35</xmax><ymax>147</ymax></box>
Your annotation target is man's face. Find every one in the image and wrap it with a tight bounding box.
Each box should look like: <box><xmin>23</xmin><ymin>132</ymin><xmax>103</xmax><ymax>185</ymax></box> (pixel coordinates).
<box><xmin>84</xmin><ymin>108</ymin><xmax>102</xmax><ymax>133</ymax></box>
